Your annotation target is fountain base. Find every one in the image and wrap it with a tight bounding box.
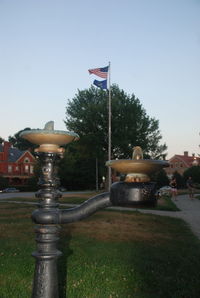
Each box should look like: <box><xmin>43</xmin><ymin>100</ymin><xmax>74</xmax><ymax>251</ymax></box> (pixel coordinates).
<box><xmin>110</xmin><ymin>181</ymin><xmax>157</xmax><ymax>207</ymax></box>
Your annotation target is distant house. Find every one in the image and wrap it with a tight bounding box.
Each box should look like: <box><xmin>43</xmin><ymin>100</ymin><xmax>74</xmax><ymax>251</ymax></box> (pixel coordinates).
<box><xmin>0</xmin><ymin>141</ymin><xmax>36</xmax><ymax>185</ymax></box>
<box><xmin>165</xmin><ymin>151</ymin><xmax>200</xmax><ymax>177</ymax></box>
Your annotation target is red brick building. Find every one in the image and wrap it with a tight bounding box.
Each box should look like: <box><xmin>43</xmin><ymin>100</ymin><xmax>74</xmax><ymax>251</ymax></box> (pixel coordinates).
<box><xmin>165</xmin><ymin>151</ymin><xmax>200</xmax><ymax>178</ymax></box>
<box><xmin>0</xmin><ymin>141</ymin><xmax>36</xmax><ymax>185</ymax></box>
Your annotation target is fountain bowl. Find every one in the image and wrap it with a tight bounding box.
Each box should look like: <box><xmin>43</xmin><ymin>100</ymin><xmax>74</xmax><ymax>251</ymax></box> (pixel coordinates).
<box><xmin>106</xmin><ymin>144</ymin><xmax>169</xmax><ymax>183</ymax></box>
<box><xmin>20</xmin><ymin>121</ymin><xmax>79</xmax><ymax>153</ymax></box>
<box><xmin>106</xmin><ymin>159</ymin><xmax>168</xmax><ymax>175</ymax></box>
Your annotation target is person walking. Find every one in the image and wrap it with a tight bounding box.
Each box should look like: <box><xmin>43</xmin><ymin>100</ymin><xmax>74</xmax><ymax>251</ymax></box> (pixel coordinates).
<box><xmin>170</xmin><ymin>178</ymin><xmax>178</xmax><ymax>200</ymax></box>
<box><xmin>186</xmin><ymin>176</ymin><xmax>194</xmax><ymax>199</ymax></box>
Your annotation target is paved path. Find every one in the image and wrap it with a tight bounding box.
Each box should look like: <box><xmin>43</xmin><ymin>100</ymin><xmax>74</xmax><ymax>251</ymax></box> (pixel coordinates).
<box><xmin>1</xmin><ymin>192</ymin><xmax>200</xmax><ymax>240</ymax></box>
<box><xmin>133</xmin><ymin>194</ymin><xmax>200</xmax><ymax>240</ymax></box>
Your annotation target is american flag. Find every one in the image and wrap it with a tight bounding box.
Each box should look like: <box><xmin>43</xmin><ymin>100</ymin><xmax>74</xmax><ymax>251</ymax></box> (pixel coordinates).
<box><xmin>88</xmin><ymin>66</ymin><xmax>109</xmax><ymax>79</ymax></box>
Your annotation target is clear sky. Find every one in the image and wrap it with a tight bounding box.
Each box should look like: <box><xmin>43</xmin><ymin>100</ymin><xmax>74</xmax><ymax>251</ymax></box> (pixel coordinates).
<box><xmin>0</xmin><ymin>0</ymin><xmax>199</xmax><ymax>158</ymax></box>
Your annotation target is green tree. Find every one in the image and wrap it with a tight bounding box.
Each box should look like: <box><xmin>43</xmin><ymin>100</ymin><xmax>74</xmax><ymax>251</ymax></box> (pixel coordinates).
<box><xmin>65</xmin><ymin>85</ymin><xmax>167</xmax><ymax>159</ymax></box>
<box><xmin>0</xmin><ymin>137</ymin><xmax>4</xmax><ymax>144</ymax></box>
<box><xmin>183</xmin><ymin>166</ymin><xmax>200</xmax><ymax>184</ymax></box>
<box><xmin>58</xmin><ymin>142</ymin><xmax>99</xmax><ymax>190</ymax></box>
<box><xmin>152</xmin><ymin>169</ymin><xmax>170</xmax><ymax>188</ymax></box>
<box><xmin>172</xmin><ymin>171</ymin><xmax>184</xmax><ymax>188</ymax></box>
<box><xmin>63</xmin><ymin>85</ymin><xmax>167</xmax><ymax>189</ymax></box>
<box><xmin>8</xmin><ymin>128</ymin><xmax>37</xmax><ymax>152</ymax></box>
<box><xmin>0</xmin><ymin>176</ymin><xmax>9</xmax><ymax>190</ymax></box>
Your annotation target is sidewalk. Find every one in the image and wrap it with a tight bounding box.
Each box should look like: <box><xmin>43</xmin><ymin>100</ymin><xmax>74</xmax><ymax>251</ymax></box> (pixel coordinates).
<box><xmin>132</xmin><ymin>194</ymin><xmax>200</xmax><ymax>240</ymax></box>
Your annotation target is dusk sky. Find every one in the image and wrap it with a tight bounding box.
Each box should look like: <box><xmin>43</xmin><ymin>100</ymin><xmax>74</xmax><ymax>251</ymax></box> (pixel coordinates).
<box><xmin>0</xmin><ymin>0</ymin><xmax>199</xmax><ymax>158</ymax></box>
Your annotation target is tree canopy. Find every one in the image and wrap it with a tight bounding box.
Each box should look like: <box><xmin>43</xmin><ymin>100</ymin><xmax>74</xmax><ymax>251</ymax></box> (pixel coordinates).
<box><xmin>65</xmin><ymin>84</ymin><xmax>167</xmax><ymax>160</ymax></box>
<box><xmin>152</xmin><ymin>169</ymin><xmax>170</xmax><ymax>188</ymax></box>
<box><xmin>183</xmin><ymin>166</ymin><xmax>200</xmax><ymax>184</ymax></box>
<box><xmin>8</xmin><ymin>128</ymin><xmax>37</xmax><ymax>152</ymax></box>
<box><xmin>62</xmin><ymin>85</ymin><xmax>167</xmax><ymax>189</ymax></box>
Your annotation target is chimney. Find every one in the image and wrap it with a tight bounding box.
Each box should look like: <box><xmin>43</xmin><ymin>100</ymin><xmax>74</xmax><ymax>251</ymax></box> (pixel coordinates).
<box><xmin>184</xmin><ymin>151</ymin><xmax>188</xmax><ymax>157</ymax></box>
<box><xmin>192</xmin><ymin>153</ymin><xmax>195</xmax><ymax>157</ymax></box>
<box><xmin>3</xmin><ymin>141</ymin><xmax>11</xmax><ymax>161</ymax></box>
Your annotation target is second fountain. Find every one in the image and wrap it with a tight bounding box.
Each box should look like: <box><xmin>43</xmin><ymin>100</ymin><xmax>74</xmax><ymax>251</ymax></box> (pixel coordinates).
<box><xmin>106</xmin><ymin>146</ymin><xmax>169</xmax><ymax>207</ymax></box>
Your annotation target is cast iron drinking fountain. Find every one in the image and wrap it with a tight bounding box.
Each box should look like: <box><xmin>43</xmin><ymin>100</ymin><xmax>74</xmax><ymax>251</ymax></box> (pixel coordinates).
<box><xmin>20</xmin><ymin>121</ymin><xmax>169</xmax><ymax>298</ymax></box>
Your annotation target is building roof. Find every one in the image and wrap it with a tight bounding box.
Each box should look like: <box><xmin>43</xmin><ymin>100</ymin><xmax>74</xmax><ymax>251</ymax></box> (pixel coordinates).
<box><xmin>0</xmin><ymin>144</ymin><xmax>26</xmax><ymax>162</ymax></box>
<box><xmin>169</xmin><ymin>154</ymin><xmax>200</xmax><ymax>167</ymax></box>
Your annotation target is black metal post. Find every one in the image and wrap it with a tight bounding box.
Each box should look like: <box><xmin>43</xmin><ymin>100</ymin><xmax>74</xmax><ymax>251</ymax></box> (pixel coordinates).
<box><xmin>32</xmin><ymin>225</ymin><xmax>61</xmax><ymax>298</ymax></box>
<box><xmin>32</xmin><ymin>152</ymin><xmax>62</xmax><ymax>298</ymax></box>
<box><xmin>31</xmin><ymin>152</ymin><xmax>112</xmax><ymax>298</ymax></box>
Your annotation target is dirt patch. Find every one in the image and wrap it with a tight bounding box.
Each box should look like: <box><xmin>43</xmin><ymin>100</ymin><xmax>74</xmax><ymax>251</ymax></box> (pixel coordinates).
<box><xmin>64</xmin><ymin>211</ymin><xmax>173</xmax><ymax>243</ymax></box>
<box><xmin>0</xmin><ymin>207</ymin><xmax>33</xmax><ymax>218</ymax></box>
<box><xmin>62</xmin><ymin>192</ymin><xmax>97</xmax><ymax>199</ymax></box>
<box><xmin>0</xmin><ymin>205</ymin><xmax>176</xmax><ymax>244</ymax></box>
<box><xmin>157</xmin><ymin>198</ymin><xmax>166</xmax><ymax>206</ymax></box>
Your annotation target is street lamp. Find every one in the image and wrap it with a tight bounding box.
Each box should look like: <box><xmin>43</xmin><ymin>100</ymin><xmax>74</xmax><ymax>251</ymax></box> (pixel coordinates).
<box><xmin>20</xmin><ymin>122</ymin><xmax>168</xmax><ymax>298</ymax></box>
<box><xmin>192</xmin><ymin>157</ymin><xmax>199</xmax><ymax>166</ymax></box>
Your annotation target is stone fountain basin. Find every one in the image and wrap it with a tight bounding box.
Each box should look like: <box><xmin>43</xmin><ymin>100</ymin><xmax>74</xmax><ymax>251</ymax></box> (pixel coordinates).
<box><xmin>20</xmin><ymin>129</ymin><xmax>79</xmax><ymax>146</ymax></box>
<box><xmin>106</xmin><ymin>159</ymin><xmax>169</xmax><ymax>175</ymax></box>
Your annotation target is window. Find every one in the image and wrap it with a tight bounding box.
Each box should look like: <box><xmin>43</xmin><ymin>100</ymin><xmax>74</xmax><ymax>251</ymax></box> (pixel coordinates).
<box><xmin>30</xmin><ymin>166</ymin><xmax>34</xmax><ymax>174</ymax></box>
<box><xmin>8</xmin><ymin>165</ymin><xmax>12</xmax><ymax>173</ymax></box>
<box><xmin>25</xmin><ymin>165</ymin><xmax>29</xmax><ymax>173</ymax></box>
<box><xmin>24</xmin><ymin>158</ymin><xmax>30</xmax><ymax>163</ymax></box>
<box><xmin>15</xmin><ymin>166</ymin><xmax>19</xmax><ymax>171</ymax></box>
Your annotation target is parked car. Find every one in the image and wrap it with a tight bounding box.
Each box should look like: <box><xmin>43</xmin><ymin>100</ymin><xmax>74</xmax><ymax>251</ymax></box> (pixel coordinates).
<box><xmin>158</xmin><ymin>186</ymin><xmax>172</xmax><ymax>197</ymax></box>
<box><xmin>59</xmin><ymin>187</ymin><xmax>67</xmax><ymax>192</ymax></box>
<box><xmin>2</xmin><ymin>187</ymin><xmax>20</xmax><ymax>193</ymax></box>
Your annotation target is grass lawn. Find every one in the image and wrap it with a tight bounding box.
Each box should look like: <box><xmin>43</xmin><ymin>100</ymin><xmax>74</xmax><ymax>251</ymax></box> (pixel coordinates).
<box><xmin>155</xmin><ymin>195</ymin><xmax>179</xmax><ymax>211</ymax></box>
<box><xmin>1</xmin><ymin>200</ymin><xmax>200</xmax><ymax>298</ymax></box>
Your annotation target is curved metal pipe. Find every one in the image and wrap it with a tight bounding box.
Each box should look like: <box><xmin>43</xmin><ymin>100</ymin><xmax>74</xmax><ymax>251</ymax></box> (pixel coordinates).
<box><xmin>60</xmin><ymin>192</ymin><xmax>111</xmax><ymax>223</ymax></box>
<box><xmin>32</xmin><ymin>192</ymin><xmax>111</xmax><ymax>224</ymax></box>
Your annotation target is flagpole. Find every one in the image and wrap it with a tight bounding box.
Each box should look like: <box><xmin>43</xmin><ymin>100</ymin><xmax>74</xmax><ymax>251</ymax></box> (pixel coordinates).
<box><xmin>108</xmin><ymin>61</ymin><xmax>111</xmax><ymax>190</ymax></box>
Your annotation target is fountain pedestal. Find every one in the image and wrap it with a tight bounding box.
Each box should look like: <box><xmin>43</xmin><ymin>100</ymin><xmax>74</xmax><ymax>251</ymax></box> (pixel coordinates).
<box><xmin>110</xmin><ymin>181</ymin><xmax>157</xmax><ymax>206</ymax></box>
<box><xmin>31</xmin><ymin>152</ymin><xmax>62</xmax><ymax>298</ymax></box>
<box><xmin>106</xmin><ymin>146</ymin><xmax>169</xmax><ymax>206</ymax></box>
<box><xmin>20</xmin><ymin>123</ymin><xmax>79</xmax><ymax>298</ymax></box>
